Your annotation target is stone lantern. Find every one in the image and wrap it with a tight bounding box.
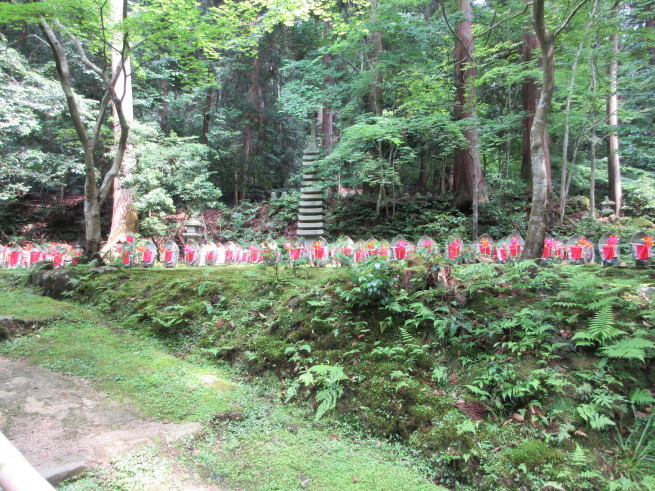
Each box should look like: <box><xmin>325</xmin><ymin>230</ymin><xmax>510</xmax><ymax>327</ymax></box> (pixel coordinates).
<box><xmin>601</xmin><ymin>196</ymin><xmax>615</xmax><ymax>217</ymax></box>
<box><xmin>182</xmin><ymin>217</ymin><xmax>204</xmax><ymax>241</ymax></box>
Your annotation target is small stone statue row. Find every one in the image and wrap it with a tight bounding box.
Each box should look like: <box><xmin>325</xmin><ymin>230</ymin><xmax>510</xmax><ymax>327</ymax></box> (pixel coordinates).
<box><xmin>0</xmin><ymin>243</ymin><xmax>82</xmax><ymax>269</ymax></box>
<box><xmin>1</xmin><ymin>231</ymin><xmax>652</xmax><ymax>269</ymax></box>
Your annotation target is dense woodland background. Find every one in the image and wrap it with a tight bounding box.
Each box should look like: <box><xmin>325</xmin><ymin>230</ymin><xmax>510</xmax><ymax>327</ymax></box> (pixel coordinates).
<box><xmin>0</xmin><ymin>0</ymin><xmax>654</xmax><ymax>248</ymax></box>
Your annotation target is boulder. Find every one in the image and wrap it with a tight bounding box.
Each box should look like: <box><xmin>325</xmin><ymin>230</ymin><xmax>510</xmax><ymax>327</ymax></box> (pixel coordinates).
<box><xmin>89</xmin><ymin>266</ymin><xmax>118</xmax><ymax>274</ymax></box>
<box><xmin>42</xmin><ymin>270</ymin><xmax>80</xmax><ymax>298</ymax></box>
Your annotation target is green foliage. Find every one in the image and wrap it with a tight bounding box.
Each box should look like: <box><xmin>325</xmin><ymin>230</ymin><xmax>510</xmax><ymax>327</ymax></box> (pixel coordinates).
<box><xmin>285</xmin><ymin>363</ymin><xmax>348</xmax><ymax>421</ymax></box>
<box><xmin>338</xmin><ymin>256</ymin><xmax>399</xmax><ymax>308</ymax></box>
<box><xmin>0</xmin><ymin>37</ymin><xmax>85</xmax><ymax>204</ymax></box>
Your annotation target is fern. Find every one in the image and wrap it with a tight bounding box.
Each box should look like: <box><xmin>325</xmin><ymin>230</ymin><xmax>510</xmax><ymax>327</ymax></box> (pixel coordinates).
<box><xmin>630</xmin><ymin>388</ymin><xmax>655</xmax><ymax>406</ymax></box>
<box><xmin>572</xmin><ymin>305</ymin><xmax>622</xmax><ymax>347</ymax></box>
<box><xmin>600</xmin><ymin>337</ymin><xmax>655</xmax><ymax>362</ymax></box>
<box><xmin>314</xmin><ymin>386</ymin><xmax>343</xmax><ymax>421</ymax></box>
<box><xmin>577</xmin><ymin>403</ymin><xmax>615</xmax><ymax>430</ymax></box>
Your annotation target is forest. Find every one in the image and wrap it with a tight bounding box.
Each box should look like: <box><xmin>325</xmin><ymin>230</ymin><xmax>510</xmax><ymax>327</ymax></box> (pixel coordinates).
<box><xmin>0</xmin><ymin>0</ymin><xmax>654</xmax><ymax>490</ymax></box>
<box><xmin>0</xmin><ymin>0</ymin><xmax>653</xmax><ymax>251</ymax></box>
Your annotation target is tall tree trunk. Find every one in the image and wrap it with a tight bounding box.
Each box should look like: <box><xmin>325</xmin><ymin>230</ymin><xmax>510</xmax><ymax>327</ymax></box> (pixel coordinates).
<box><xmin>200</xmin><ymin>86</ymin><xmax>216</xmax><ymax>144</ymax></box>
<box><xmin>607</xmin><ymin>1</ymin><xmax>622</xmax><ymax>216</ymax></box>
<box><xmin>40</xmin><ymin>18</ymin><xmax>130</xmax><ymax>260</ymax></box>
<box><xmin>368</xmin><ymin>0</ymin><xmax>383</xmax><ymax>115</ymax></box>
<box><xmin>558</xmin><ymin>8</ymin><xmax>594</xmax><ymax>226</ymax></box>
<box><xmin>521</xmin><ymin>32</ymin><xmax>552</xmax><ymax>190</ymax></box>
<box><xmin>240</xmin><ymin>56</ymin><xmax>264</xmax><ymax>201</ymax></box>
<box><xmin>418</xmin><ymin>148</ymin><xmax>428</xmax><ymax>193</ymax></box>
<box><xmin>590</xmin><ymin>130</ymin><xmax>597</xmax><ymax>219</ymax></box>
<box><xmin>320</xmin><ymin>24</ymin><xmax>335</xmax><ymax>152</ymax></box>
<box><xmin>523</xmin><ymin>1</ymin><xmax>556</xmax><ymax>258</ymax></box>
<box><xmin>107</xmin><ymin>0</ymin><xmax>138</xmax><ymax>245</ymax></box>
<box><xmin>523</xmin><ymin>0</ymin><xmax>589</xmax><ymax>258</ymax></box>
<box><xmin>453</xmin><ymin>0</ymin><xmax>486</xmax><ymax>214</ymax></box>
<box><xmin>158</xmin><ymin>78</ymin><xmax>170</xmax><ymax>134</ymax></box>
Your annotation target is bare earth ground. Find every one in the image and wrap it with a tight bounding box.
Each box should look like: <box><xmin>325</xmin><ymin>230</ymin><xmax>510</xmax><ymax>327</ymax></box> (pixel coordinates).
<box><xmin>0</xmin><ymin>356</ymin><xmax>209</xmax><ymax>487</ymax></box>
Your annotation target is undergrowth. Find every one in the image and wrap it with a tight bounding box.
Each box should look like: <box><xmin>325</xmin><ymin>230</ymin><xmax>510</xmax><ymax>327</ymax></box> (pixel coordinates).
<box><xmin>70</xmin><ymin>260</ymin><xmax>655</xmax><ymax>489</ymax></box>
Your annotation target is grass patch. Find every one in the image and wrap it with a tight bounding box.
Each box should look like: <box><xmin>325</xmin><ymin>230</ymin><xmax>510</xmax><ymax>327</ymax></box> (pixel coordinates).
<box><xmin>0</xmin><ymin>308</ymin><xmax>236</xmax><ymax>422</ymax></box>
<box><xmin>0</xmin><ymin>285</ymin><xmax>70</xmax><ymax>322</ymax></box>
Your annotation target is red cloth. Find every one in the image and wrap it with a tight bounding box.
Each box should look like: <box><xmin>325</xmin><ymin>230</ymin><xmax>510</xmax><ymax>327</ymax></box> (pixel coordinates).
<box><xmin>165</xmin><ymin>250</ymin><xmax>173</xmax><ymax>262</ymax></box>
<box><xmin>206</xmin><ymin>251</ymin><xmax>215</xmax><ymax>261</ymax></box>
<box><xmin>499</xmin><ymin>248</ymin><xmax>508</xmax><ymax>261</ymax></box>
<box><xmin>314</xmin><ymin>248</ymin><xmax>325</xmax><ymax>259</ymax></box>
<box><xmin>479</xmin><ymin>245</ymin><xmax>491</xmax><ymax>256</ymax></box>
<box><xmin>509</xmin><ymin>245</ymin><xmax>521</xmax><ymax>257</ymax></box>
<box><xmin>636</xmin><ymin>243</ymin><xmax>650</xmax><ymax>260</ymax></box>
<box><xmin>290</xmin><ymin>248</ymin><xmax>301</xmax><ymax>260</ymax></box>
<box><xmin>602</xmin><ymin>245</ymin><xmax>615</xmax><ymax>260</ymax></box>
<box><xmin>570</xmin><ymin>246</ymin><xmax>583</xmax><ymax>260</ymax></box>
<box><xmin>542</xmin><ymin>245</ymin><xmax>552</xmax><ymax>258</ymax></box>
<box><xmin>126</xmin><ymin>236</ymin><xmax>135</xmax><ymax>243</ymax></box>
<box><xmin>225</xmin><ymin>250</ymin><xmax>234</xmax><ymax>261</ymax></box>
<box><xmin>342</xmin><ymin>247</ymin><xmax>353</xmax><ymax>257</ymax></box>
<box><xmin>54</xmin><ymin>254</ymin><xmax>63</xmax><ymax>267</ymax></box>
<box><xmin>31</xmin><ymin>251</ymin><xmax>42</xmax><ymax>263</ymax></box>
<box><xmin>122</xmin><ymin>252</ymin><xmax>131</xmax><ymax>265</ymax></box>
<box><xmin>556</xmin><ymin>246</ymin><xmax>565</xmax><ymax>259</ymax></box>
<box><xmin>355</xmin><ymin>250</ymin><xmax>365</xmax><ymax>262</ymax></box>
<box><xmin>9</xmin><ymin>251</ymin><xmax>20</xmax><ymax>266</ymax></box>
<box><xmin>395</xmin><ymin>246</ymin><xmax>406</xmax><ymax>259</ymax></box>
<box><xmin>186</xmin><ymin>250</ymin><xmax>196</xmax><ymax>262</ymax></box>
<box><xmin>448</xmin><ymin>244</ymin><xmax>460</xmax><ymax>260</ymax></box>
<box><xmin>143</xmin><ymin>250</ymin><xmax>153</xmax><ymax>263</ymax></box>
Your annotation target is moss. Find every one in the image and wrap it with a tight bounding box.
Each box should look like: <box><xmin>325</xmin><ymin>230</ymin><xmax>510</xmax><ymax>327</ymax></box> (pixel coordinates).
<box><xmin>501</xmin><ymin>440</ymin><xmax>564</xmax><ymax>472</ymax></box>
<box><xmin>409</xmin><ymin>411</ymin><xmax>474</xmax><ymax>454</ymax></box>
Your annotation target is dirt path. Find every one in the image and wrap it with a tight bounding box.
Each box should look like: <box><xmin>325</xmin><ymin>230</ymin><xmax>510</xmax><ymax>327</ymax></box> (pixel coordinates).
<box><xmin>0</xmin><ymin>356</ymin><xmax>204</xmax><ymax>486</ymax></box>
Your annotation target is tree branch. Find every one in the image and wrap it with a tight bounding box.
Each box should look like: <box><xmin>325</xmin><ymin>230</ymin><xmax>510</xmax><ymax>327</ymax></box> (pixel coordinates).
<box><xmin>554</xmin><ymin>0</ymin><xmax>591</xmax><ymax>38</ymax></box>
<box><xmin>477</xmin><ymin>3</ymin><xmax>531</xmax><ymax>42</ymax></box>
<box><xmin>39</xmin><ymin>18</ymin><xmax>89</xmax><ymax>149</ymax></box>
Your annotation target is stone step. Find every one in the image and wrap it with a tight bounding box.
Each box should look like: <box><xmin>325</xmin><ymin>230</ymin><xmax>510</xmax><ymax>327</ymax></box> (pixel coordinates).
<box><xmin>297</xmin><ymin>222</ymin><xmax>324</xmax><ymax>229</ymax></box>
<box><xmin>297</xmin><ymin>230</ymin><xmax>324</xmax><ymax>237</ymax></box>
<box><xmin>299</xmin><ymin>208</ymin><xmax>323</xmax><ymax>214</ymax></box>
<box><xmin>299</xmin><ymin>200</ymin><xmax>324</xmax><ymax>207</ymax></box>
<box><xmin>298</xmin><ymin>216</ymin><xmax>324</xmax><ymax>222</ymax></box>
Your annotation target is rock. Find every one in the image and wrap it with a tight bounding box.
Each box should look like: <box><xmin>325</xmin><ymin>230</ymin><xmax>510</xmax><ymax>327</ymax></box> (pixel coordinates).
<box><xmin>572</xmin><ymin>195</ymin><xmax>590</xmax><ymax>211</ymax></box>
<box><xmin>89</xmin><ymin>266</ymin><xmax>118</xmax><ymax>274</ymax></box>
<box><xmin>639</xmin><ymin>287</ymin><xmax>655</xmax><ymax>301</ymax></box>
<box><xmin>0</xmin><ymin>317</ymin><xmax>41</xmax><ymax>339</ymax></box>
<box><xmin>42</xmin><ymin>270</ymin><xmax>80</xmax><ymax>298</ymax></box>
<box><xmin>40</xmin><ymin>462</ymin><xmax>91</xmax><ymax>486</ymax></box>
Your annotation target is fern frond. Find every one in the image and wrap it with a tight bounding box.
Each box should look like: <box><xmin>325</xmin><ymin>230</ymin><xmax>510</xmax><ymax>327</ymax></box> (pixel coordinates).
<box><xmin>587</xmin><ymin>296</ymin><xmax>616</xmax><ymax>311</ymax></box>
<box><xmin>600</xmin><ymin>337</ymin><xmax>655</xmax><ymax>362</ymax></box>
<box><xmin>630</xmin><ymin>388</ymin><xmax>655</xmax><ymax>406</ymax></box>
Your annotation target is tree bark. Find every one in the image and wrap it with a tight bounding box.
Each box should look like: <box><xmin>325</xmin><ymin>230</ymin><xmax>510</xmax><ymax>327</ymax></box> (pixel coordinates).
<box><xmin>107</xmin><ymin>0</ymin><xmax>138</xmax><ymax>246</ymax></box>
<box><xmin>521</xmin><ymin>32</ymin><xmax>551</xmax><ymax>190</ymax></box>
<box><xmin>453</xmin><ymin>0</ymin><xmax>486</xmax><ymax>212</ymax></box>
<box><xmin>523</xmin><ymin>0</ymin><xmax>589</xmax><ymax>258</ymax></box>
<box><xmin>200</xmin><ymin>86</ymin><xmax>215</xmax><ymax>144</ymax></box>
<box><xmin>40</xmin><ymin>16</ymin><xmax>130</xmax><ymax>260</ymax></box>
<box><xmin>368</xmin><ymin>0</ymin><xmax>383</xmax><ymax>115</ymax></box>
<box><xmin>607</xmin><ymin>1</ymin><xmax>622</xmax><ymax>216</ymax></box>
<box><xmin>523</xmin><ymin>1</ymin><xmax>555</xmax><ymax>258</ymax></box>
